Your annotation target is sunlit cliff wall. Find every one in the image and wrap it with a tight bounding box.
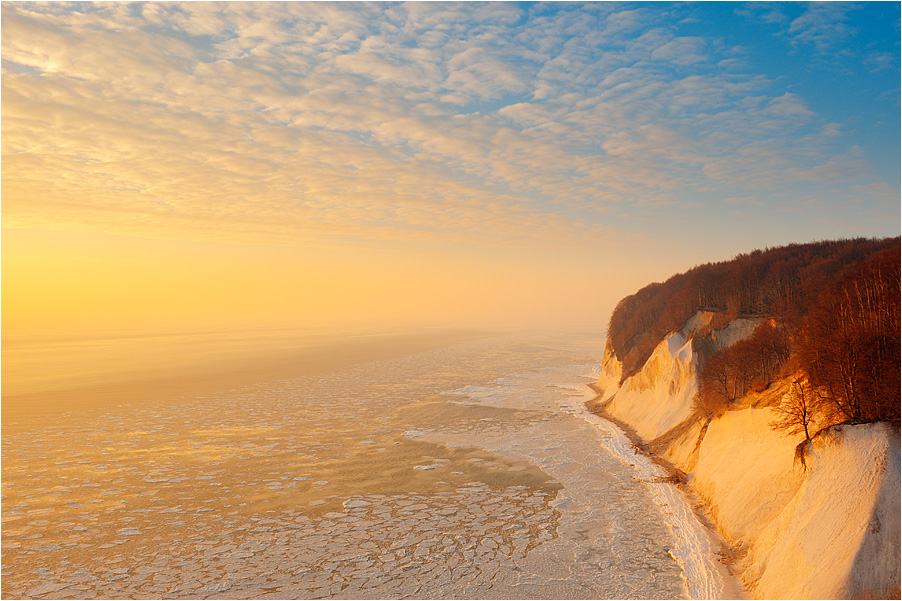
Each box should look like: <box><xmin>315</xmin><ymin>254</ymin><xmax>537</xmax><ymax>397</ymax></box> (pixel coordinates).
<box><xmin>595</xmin><ymin>311</ymin><xmax>900</xmax><ymax>599</ymax></box>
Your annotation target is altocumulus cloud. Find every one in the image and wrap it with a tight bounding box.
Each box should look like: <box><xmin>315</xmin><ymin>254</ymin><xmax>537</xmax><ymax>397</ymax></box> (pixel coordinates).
<box><xmin>1</xmin><ymin>2</ymin><xmax>897</xmax><ymax>249</ymax></box>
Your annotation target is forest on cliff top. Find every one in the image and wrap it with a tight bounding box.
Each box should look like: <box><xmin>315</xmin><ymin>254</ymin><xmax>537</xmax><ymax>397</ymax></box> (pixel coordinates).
<box><xmin>607</xmin><ymin>237</ymin><xmax>901</xmax><ymax>427</ymax></box>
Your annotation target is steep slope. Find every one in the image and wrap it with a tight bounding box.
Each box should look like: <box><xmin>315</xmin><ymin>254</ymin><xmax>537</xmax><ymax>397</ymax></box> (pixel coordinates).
<box><xmin>744</xmin><ymin>422</ymin><xmax>900</xmax><ymax>598</ymax></box>
<box><xmin>593</xmin><ymin>314</ymin><xmax>901</xmax><ymax>599</ymax></box>
<box><xmin>597</xmin><ymin>311</ymin><xmax>761</xmax><ymax>441</ymax></box>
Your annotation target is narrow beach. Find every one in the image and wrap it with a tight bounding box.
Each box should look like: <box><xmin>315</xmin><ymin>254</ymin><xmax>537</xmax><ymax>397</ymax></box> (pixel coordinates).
<box><xmin>568</xmin><ymin>382</ymin><xmax>746</xmax><ymax>600</ymax></box>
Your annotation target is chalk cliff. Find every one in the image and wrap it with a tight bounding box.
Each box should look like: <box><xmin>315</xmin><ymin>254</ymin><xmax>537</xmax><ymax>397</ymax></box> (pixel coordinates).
<box><xmin>593</xmin><ymin>311</ymin><xmax>901</xmax><ymax>600</ymax></box>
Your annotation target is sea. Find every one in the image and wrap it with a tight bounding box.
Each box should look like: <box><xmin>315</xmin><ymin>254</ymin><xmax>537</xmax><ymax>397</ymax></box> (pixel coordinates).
<box><xmin>1</xmin><ymin>329</ymin><xmax>726</xmax><ymax>599</ymax></box>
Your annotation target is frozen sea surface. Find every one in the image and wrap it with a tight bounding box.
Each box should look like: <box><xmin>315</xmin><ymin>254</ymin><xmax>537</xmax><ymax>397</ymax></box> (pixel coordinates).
<box><xmin>3</xmin><ymin>334</ymin><xmax>699</xmax><ymax>599</ymax></box>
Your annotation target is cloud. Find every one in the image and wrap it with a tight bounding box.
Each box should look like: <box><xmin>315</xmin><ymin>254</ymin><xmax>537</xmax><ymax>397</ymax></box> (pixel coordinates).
<box><xmin>651</xmin><ymin>37</ymin><xmax>708</xmax><ymax>66</ymax></box>
<box><xmin>764</xmin><ymin>92</ymin><xmax>815</xmax><ymax>119</ymax></box>
<box><xmin>734</xmin><ymin>3</ymin><xmax>789</xmax><ymax>25</ymax></box>
<box><xmin>1</xmin><ymin>2</ymin><xmax>896</xmax><ymax>253</ymax></box>
<box><xmin>788</xmin><ymin>3</ymin><xmax>859</xmax><ymax>52</ymax></box>
<box><xmin>864</xmin><ymin>51</ymin><xmax>899</xmax><ymax>73</ymax></box>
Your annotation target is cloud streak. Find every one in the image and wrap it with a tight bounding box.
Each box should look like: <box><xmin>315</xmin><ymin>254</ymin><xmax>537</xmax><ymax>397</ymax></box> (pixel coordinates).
<box><xmin>2</xmin><ymin>2</ymin><xmax>897</xmax><ymax>251</ymax></box>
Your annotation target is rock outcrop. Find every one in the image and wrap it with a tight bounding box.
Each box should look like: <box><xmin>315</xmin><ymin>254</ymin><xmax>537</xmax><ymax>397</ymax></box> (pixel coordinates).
<box><xmin>594</xmin><ymin>311</ymin><xmax>901</xmax><ymax>599</ymax></box>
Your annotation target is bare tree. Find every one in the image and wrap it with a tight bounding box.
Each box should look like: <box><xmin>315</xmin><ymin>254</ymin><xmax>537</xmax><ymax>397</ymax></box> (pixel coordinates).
<box><xmin>771</xmin><ymin>380</ymin><xmax>818</xmax><ymax>441</ymax></box>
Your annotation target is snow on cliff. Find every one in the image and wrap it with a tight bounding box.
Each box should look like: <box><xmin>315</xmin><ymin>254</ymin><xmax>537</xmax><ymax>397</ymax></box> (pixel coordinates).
<box><xmin>596</xmin><ymin>311</ymin><xmax>901</xmax><ymax>599</ymax></box>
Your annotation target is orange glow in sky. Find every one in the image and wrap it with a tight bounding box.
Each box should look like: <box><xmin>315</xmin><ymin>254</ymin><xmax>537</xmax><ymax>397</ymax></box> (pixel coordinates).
<box><xmin>3</xmin><ymin>2</ymin><xmax>899</xmax><ymax>338</ymax></box>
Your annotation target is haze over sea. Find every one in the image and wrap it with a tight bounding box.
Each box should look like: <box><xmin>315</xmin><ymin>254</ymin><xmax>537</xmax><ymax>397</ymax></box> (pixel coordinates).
<box><xmin>2</xmin><ymin>329</ymin><xmax>728</xmax><ymax>599</ymax></box>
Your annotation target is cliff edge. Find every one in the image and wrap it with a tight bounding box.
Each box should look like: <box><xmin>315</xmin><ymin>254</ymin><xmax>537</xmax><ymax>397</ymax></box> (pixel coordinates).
<box><xmin>593</xmin><ymin>310</ymin><xmax>901</xmax><ymax>599</ymax></box>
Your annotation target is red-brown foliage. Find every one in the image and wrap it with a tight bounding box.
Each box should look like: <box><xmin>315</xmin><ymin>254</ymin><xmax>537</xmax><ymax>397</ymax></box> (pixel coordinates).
<box><xmin>798</xmin><ymin>247</ymin><xmax>901</xmax><ymax>424</ymax></box>
<box><xmin>610</xmin><ymin>237</ymin><xmax>901</xmax><ymax>427</ymax></box>
<box><xmin>696</xmin><ymin>321</ymin><xmax>790</xmax><ymax>415</ymax></box>
<box><xmin>609</xmin><ymin>238</ymin><xmax>899</xmax><ymax>380</ymax></box>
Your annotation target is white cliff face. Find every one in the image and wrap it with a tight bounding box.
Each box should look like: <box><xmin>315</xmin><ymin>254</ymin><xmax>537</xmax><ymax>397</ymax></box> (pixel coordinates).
<box><xmin>692</xmin><ymin>406</ymin><xmax>805</xmax><ymax>543</ymax></box>
<box><xmin>596</xmin><ymin>313</ymin><xmax>901</xmax><ymax>600</ymax></box>
<box><xmin>600</xmin><ymin>312</ymin><xmax>762</xmax><ymax>442</ymax></box>
<box><xmin>605</xmin><ymin>330</ymin><xmax>699</xmax><ymax>441</ymax></box>
<box><xmin>752</xmin><ymin>423</ymin><xmax>900</xmax><ymax>599</ymax></box>
<box><xmin>694</xmin><ymin>407</ymin><xmax>900</xmax><ymax>599</ymax></box>
<box><xmin>594</xmin><ymin>343</ymin><xmax>622</xmax><ymax>401</ymax></box>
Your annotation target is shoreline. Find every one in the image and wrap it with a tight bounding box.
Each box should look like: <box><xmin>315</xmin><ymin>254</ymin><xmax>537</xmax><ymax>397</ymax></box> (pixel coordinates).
<box><xmin>418</xmin><ymin>357</ymin><xmax>696</xmax><ymax>598</ymax></box>
<box><xmin>562</xmin><ymin>381</ymin><xmax>747</xmax><ymax>600</ymax></box>
<box><xmin>585</xmin><ymin>382</ymin><xmax>690</xmax><ymax>483</ymax></box>
<box><xmin>584</xmin><ymin>385</ymin><xmax>737</xmax><ymax>563</ymax></box>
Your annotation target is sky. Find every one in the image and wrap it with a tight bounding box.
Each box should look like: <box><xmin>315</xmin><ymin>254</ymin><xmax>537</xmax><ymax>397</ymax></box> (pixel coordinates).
<box><xmin>2</xmin><ymin>1</ymin><xmax>900</xmax><ymax>336</ymax></box>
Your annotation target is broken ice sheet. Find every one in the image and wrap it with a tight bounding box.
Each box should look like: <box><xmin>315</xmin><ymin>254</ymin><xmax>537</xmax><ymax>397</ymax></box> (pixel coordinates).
<box><xmin>2</xmin><ymin>337</ymin><xmax>684</xmax><ymax>600</ymax></box>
